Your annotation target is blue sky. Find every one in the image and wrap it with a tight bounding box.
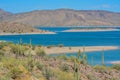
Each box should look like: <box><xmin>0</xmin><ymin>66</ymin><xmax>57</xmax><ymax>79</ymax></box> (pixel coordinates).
<box><xmin>0</xmin><ymin>0</ymin><xmax>120</xmax><ymax>13</ymax></box>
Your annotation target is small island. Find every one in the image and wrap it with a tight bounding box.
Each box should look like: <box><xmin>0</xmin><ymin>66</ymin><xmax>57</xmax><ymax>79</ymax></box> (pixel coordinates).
<box><xmin>63</xmin><ymin>28</ymin><xmax>119</xmax><ymax>32</ymax></box>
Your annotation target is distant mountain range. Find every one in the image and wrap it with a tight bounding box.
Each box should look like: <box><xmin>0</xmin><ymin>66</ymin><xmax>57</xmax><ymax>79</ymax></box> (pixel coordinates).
<box><xmin>0</xmin><ymin>8</ymin><xmax>120</xmax><ymax>27</ymax></box>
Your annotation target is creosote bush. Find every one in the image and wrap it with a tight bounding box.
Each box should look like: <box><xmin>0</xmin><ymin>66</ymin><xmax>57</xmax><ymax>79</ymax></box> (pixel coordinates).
<box><xmin>60</xmin><ymin>63</ymin><xmax>70</xmax><ymax>72</ymax></box>
<box><xmin>43</xmin><ymin>67</ymin><xmax>55</xmax><ymax>80</ymax></box>
<box><xmin>36</xmin><ymin>62</ymin><xmax>43</xmax><ymax>70</ymax></box>
<box><xmin>0</xmin><ymin>50</ymin><xmax>4</xmax><ymax>56</ymax></box>
<box><xmin>94</xmin><ymin>65</ymin><xmax>111</xmax><ymax>73</ymax></box>
<box><xmin>35</xmin><ymin>47</ymin><xmax>46</xmax><ymax>57</ymax></box>
<box><xmin>112</xmin><ymin>64</ymin><xmax>120</xmax><ymax>70</ymax></box>
<box><xmin>0</xmin><ymin>42</ymin><xmax>8</xmax><ymax>49</ymax></box>
<box><xmin>58</xmin><ymin>44</ymin><xmax>64</xmax><ymax>47</ymax></box>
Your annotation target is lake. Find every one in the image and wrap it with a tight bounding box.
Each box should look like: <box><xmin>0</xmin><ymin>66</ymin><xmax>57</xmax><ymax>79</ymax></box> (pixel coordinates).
<box><xmin>0</xmin><ymin>27</ymin><xmax>120</xmax><ymax>66</ymax></box>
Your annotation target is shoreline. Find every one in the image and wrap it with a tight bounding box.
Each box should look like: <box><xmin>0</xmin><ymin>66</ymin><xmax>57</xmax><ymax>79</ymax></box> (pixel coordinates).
<box><xmin>43</xmin><ymin>46</ymin><xmax>120</xmax><ymax>54</ymax></box>
<box><xmin>62</xmin><ymin>28</ymin><xmax>120</xmax><ymax>32</ymax></box>
<box><xmin>0</xmin><ymin>32</ymin><xmax>56</xmax><ymax>36</ymax></box>
<box><xmin>110</xmin><ymin>61</ymin><xmax>120</xmax><ymax>64</ymax></box>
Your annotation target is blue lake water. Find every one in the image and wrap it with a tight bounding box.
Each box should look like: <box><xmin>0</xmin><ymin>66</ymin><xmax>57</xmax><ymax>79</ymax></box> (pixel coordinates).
<box><xmin>0</xmin><ymin>27</ymin><xmax>120</xmax><ymax>66</ymax></box>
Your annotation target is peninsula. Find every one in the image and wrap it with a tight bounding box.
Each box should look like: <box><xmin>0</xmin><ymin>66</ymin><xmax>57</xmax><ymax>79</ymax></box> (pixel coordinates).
<box><xmin>0</xmin><ymin>22</ymin><xmax>55</xmax><ymax>35</ymax></box>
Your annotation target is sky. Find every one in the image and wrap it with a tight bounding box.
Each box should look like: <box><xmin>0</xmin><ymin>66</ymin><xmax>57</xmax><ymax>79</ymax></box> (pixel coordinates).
<box><xmin>0</xmin><ymin>0</ymin><xmax>120</xmax><ymax>13</ymax></box>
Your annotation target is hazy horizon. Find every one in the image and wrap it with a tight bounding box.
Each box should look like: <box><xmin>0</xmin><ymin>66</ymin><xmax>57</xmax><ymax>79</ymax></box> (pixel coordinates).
<box><xmin>0</xmin><ymin>0</ymin><xmax>120</xmax><ymax>13</ymax></box>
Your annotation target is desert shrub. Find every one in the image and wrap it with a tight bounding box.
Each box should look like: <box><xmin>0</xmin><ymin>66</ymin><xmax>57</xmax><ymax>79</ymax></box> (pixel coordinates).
<box><xmin>87</xmin><ymin>74</ymin><xmax>98</xmax><ymax>80</ymax></box>
<box><xmin>43</xmin><ymin>67</ymin><xmax>55</xmax><ymax>80</ymax></box>
<box><xmin>36</xmin><ymin>62</ymin><xmax>43</xmax><ymax>70</ymax></box>
<box><xmin>112</xmin><ymin>64</ymin><xmax>120</xmax><ymax>70</ymax></box>
<box><xmin>0</xmin><ymin>42</ymin><xmax>7</xmax><ymax>49</ymax></box>
<box><xmin>10</xmin><ymin>44</ymin><xmax>27</xmax><ymax>56</ymax></box>
<box><xmin>58</xmin><ymin>72</ymin><xmax>74</xmax><ymax>80</ymax></box>
<box><xmin>109</xmin><ymin>78</ymin><xmax>118</xmax><ymax>80</ymax></box>
<box><xmin>0</xmin><ymin>50</ymin><xmax>4</xmax><ymax>56</ymax></box>
<box><xmin>2</xmin><ymin>57</ymin><xmax>26</xmax><ymax>70</ymax></box>
<box><xmin>78</xmin><ymin>50</ymin><xmax>87</xmax><ymax>65</ymax></box>
<box><xmin>2</xmin><ymin>57</ymin><xmax>18</xmax><ymax>69</ymax></box>
<box><xmin>59</xmin><ymin>54</ymin><xmax>69</xmax><ymax>60</ymax></box>
<box><xmin>36</xmin><ymin>48</ymin><xmax>46</xmax><ymax>57</ymax></box>
<box><xmin>10</xmin><ymin>65</ymin><xmax>31</xmax><ymax>80</ymax></box>
<box><xmin>69</xmin><ymin>47</ymin><xmax>72</xmax><ymax>50</ymax></box>
<box><xmin>37</xmin><ymin>45</ymin><xmax>42</xmax><ymax>47</ymax></box>
<box><xmin>47</xmin><ymin>45</ymin><xmax>55</xmax><ymax>48</ymax></box>
<box><xmin>43</xmin><ymin>55</ymin><xmax>51</xmax><ymax>61</ymax></box>
<box><xmin>58</xmin><ymin>44</ymin><xmax>64</xmax><ymax>47</ymax></box>
<box><xmin>10</xmin><ymin>44</ymin><xmax>18</xmax><ymax>53</ymax></box>
<box><xmin>94</xmin><ymin>65</ymin><xmax>111</xmax><ymax>73</ymax></box>
<box><xmin>10</xmin><ymin>67</ymin><xmax>23</xmax><ymax>79</ymax></box>
<box><xmin>53</xmin><ymin>68</ymin><xmax>74</xmax><ymax>80</ymax></box>
<box><xmin>60</xmin><ymin>63</ymin><xmax>70</xmax><ymax>72</ymax></box>
<box><xmin>80</xmin><ymin>54</ymin><xmax>87</xmax><ymax>65</ymax></box>
<box><xmin>27</xmin><ymin>57</ymin><xmax>35</xmax><ymax>72</ymax></box>
<box><xmin>69</xmin><ymin>56</ymin><xmax>76</xmax><ymax>62</ymax></box>
<box><xmin>0</xmin><ymin>74</ymin><xmax>11</xmax><ymax>80</ymax></box>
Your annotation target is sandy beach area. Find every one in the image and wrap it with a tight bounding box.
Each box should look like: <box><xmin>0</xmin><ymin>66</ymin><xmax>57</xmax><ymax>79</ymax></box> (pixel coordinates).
<box><xmin>43</xmin><ymin>46</ymin><xmax>119</xmax><ymax>54</ymax></box>
<box><xmin>110</xmin><ymin>61</ymin><xmax>120</xmax><ymax>64</ymax></box>
<box><xmin>0</xmin><ymin>32</ymin><xmax>56</xmax><ymax>36</ymax></box>
<box><xmin>62</xmin><ymin>28</ymin><xmax>120</xmax><ymax>32</ymax></box>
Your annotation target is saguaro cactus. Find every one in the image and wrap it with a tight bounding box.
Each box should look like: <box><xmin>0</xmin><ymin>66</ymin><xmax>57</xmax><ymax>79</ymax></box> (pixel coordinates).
<box><xmin>91</xmin><ymin>56</ymin><xmax>94</xmax><ymax>66</ymax></box>
<box><xmin>102</xmin><ymin>49</ymin><xmax>105</xmax><ymax>66</ymax></box>
<box><xmin>73</xmin><ymin>50</ymin><xmax>81</xmax><ymax>80</ymax></box>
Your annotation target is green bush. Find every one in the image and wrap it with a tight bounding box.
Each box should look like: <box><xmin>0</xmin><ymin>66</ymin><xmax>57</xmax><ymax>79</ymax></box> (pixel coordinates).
<box><xmin>0</xmin><ymin>50</ymin><xmax>4</xmax><ymax>56</ymax></box>
<box><xmin>54</xmin><ymin>68</ymin><xmax>74</xmax><ymax>80</ymax></box>
<box><xmin>58</xmin><ymin>44</ymin><xmax>64</xmax><ymax>47</ymax></box>
<box><xmin>87</xmin><ymin>74</ymin><xmax>98</xmax><ymax>80</ymax></box>
<box><xmin>112</xmin><ymin>64</ymin><xmax>120</xmax><ymax>70</ymax></box>
<box><xmin>59</xmin><ymin>54</ymin><xmax>69</xmax><ymax>60</ymax></box>
<box><xmin>43</xmin><ymin>67</ymin><xmax>54</xmax><ymax>80</ymax></box>
<box><xmin>27</xmin><ymin>58</ymin><xmax>35</xmax><ymax>72</ymax></box>
<box><xmin>36</xmin><ymin>62</ymin><xmax>43</xmax><ymax>70</ymax></box>
<box><xmin>60</xmin><ymin>63</ymin><xmax>70</xmax><ymax>72</ymax></box>
<box><xmin>10</xmin><ymin>67</ymin><xmax>23</xmax><ymax>79</ymax></box>
<box><xmin>0</xmin><ymin>42</ymin><xmax>6</xmax><ymax>49</ymax></box>
<box><xmin>47</xmin><ymin>45</ymin><xmax>55</xmax><ymax>48</ymax></box>
<box><xmin>10</xmin><ymin>44</ymin><xmax>27</xmax><ymax>56</ymax></box>
<box><xmin>94</xmin><ymin>65</ymin><xmax>111</xmax><ymax>73</ymax></box>
<box><xmin>36</xmin><ymin>48</ymin><xmax>46</xmax><ymax>57</ymax></box>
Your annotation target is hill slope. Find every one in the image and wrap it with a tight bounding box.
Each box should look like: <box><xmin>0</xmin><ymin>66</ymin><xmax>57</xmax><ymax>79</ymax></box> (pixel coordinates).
<box><xmin>0</xmin><ymin>22</ymin><xmax>51</xmax><ymax>34</ymax></box>
<box><xmin>0</xmin><ymin>9</ymin><xmax>120</xmax><ymax>26</ymax></box>
<box><xmin>0</xmin><ymin>9</ymin><xmax>12</xmax><ymax>19</ymax></box>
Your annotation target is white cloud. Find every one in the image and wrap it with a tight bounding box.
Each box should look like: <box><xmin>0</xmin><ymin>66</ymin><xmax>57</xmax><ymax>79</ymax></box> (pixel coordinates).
<box><xmin>92</xmin><ymin>4</ymin><xmax>119</xmax><ymax>9</ymax></box>
<box><xmin>101</xmin><ymin>4</ymin><xmax>111</xmax><ymax>8</ymax></box>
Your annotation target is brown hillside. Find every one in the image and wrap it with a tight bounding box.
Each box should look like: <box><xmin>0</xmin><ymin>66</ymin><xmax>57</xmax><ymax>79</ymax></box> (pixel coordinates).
<box><xmin>0</xmin><ymin>22</ymin><xmax>44</xmax><ymax>33</ymax></box>
<box><xmin>0</xmin><ymin>9</ymin><xmax>120</xmax><ymax>26</ymax></box>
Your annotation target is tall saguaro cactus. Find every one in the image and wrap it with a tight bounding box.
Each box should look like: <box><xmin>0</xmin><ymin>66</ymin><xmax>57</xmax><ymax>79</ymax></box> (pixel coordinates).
<box><xmin>74</xmin><ymin>49</ymin><xmax>81</xmax><ymax>80</ymax></box>
<box><xmin>91</xmin><ymin>56</ymin><xmax>94</xmax><ymax>66</ymax></box>
<box><xmin>82</xmin><ymin>46</ymin><xmax>87</xmax><ymax>65</ymax></box>
<box><xmin>19</xmin><ymin>38</ymin><xmax>22</xmax><ymax>56</ymax></box>
<box><xmin>102</xmin><ymin>49</ymin><xmax>105</xmax><ymax>66</ymax></box>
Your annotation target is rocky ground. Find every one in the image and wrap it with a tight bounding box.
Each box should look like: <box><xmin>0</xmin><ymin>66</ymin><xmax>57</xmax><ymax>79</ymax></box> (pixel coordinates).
<box><xmin>0</xmin><ymin>42</ymin><xmax>120</xmax><ymax>80</ymax></box>
<box><xmin>0</xmin><ymin>22</ymin><xmax>54</xmax><ymax>34</ymax></box>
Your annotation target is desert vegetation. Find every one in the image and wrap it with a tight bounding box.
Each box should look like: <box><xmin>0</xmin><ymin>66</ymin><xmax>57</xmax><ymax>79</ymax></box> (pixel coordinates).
<box><xmin>0</xmin><ymin>41</ymin><xmax>120</xmax><ymax>80</ymax></box>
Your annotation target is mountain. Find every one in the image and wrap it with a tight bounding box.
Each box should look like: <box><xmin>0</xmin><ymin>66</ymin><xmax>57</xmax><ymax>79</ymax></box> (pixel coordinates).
<box><xmin>0</xmin><ymin>9</ymin><xmax>120</xmax><ymax>26</ymax></box>
<box><xmin>0</xmin><ymin>9</ymin><xmax>12</xmax><ymax>19</ymax></box>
